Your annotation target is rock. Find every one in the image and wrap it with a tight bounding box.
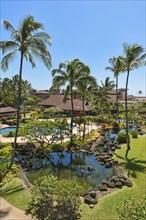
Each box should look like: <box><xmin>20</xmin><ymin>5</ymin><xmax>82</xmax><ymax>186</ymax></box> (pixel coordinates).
<box><xmin>89</xmin><ymin>191</ymin><xmax>96</xmax><ymax>199</ymax></box>
<box><xmin>95</xmin><ymin>191</ymin><xmax>101</xmax><ymax>198</ymax></box>
<box><xmin>89</xmin><ymin>204</ymin><xmax>94</xmax><ymax>208</ymax></box>
<box><xmin>102</xmin><ymin>180</ymin><xmax>109</xmax><ymax>185</ymax></box>
<box><xmin>88</xmin><ymin>166</ymin><xmax>94</xmax><ymax>171</ymax></box>
<box><xmin>84</xmin><ymin>195</ymin><xmax>93</xmax><ymax>205</ymax></box>
<box><xmin>108</xmin><ymin>182</ymin><xmax>115</xmax><ymax>188</ymax></box>
<box><xmin>92</xmin><ymin>198</ymin><xmax>98</xmax><ymax>205</ymax></box>
<box><xmin>115</xmin><ymin>181</ymin><xmax>122</xmax><ymax>188</ymax></box>
<box><xmin>98</xmin><ymin>184</ymin><xmax>108</xmax><ymax>191</ymax></box>
<box><xmin>105</xmin><ymin>163</ymin><xmax>111</xmax><ymax>168</ymax></box>
<box><xmin>125</xmin><ymin>180</ymin><xmax>133</xmax><ymax>187</ymax></box>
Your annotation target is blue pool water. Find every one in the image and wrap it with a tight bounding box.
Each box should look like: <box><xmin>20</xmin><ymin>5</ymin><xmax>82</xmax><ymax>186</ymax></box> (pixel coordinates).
<box><xmin>0</xmin><ymin>126</ymin><xmax>16</xmax><ymax>135</ymax></box>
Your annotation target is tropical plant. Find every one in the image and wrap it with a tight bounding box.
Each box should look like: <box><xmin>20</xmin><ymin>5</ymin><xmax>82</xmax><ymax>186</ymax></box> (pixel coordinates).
<box><xmin>116</xmin><ymin>196</ymin><xmax>146</xmax><ymax>220</ymax></box>
<box><xmin>106</xmin><ymin>56</ymin><xmax>123</xmax><ymax>122</ymax></box>
<box><xmin>94</xmin><ymin>77</ymin><xmax>115</xmax><ymax>122</ymax></box>
<box><xmin>0</xmin><ymin>75</ymin><xmax>33</xmax><ymax>108</ymax></box>
<box><xmin>51</xmin><ymin>59</ymin><xmax>88</xmax><ymax>145</ymax></box>
<box><xmin>120</xmin><ymin>43</ymin><xmax>146</xmax><ymax>157</ymax></box>
<box><xmin>0</xmin><ymin>15</ymin><xmax>52</xmax><ymax>179</ymax></box>
<box><xmin>76</xmin><ymin>71</ymin><xmax>97</xmax><ymax>139</ymax></box>
<box><xmin>26</xmin><ymin>175</ymin><xmax>83</xmax><ymax>220</ymax></box>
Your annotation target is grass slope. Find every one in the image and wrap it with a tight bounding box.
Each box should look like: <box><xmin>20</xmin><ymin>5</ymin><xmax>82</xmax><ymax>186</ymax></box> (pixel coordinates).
<box><xmin>1</xmin><ymin>178</ymin><xmax>31</xmax><ymax>210</ymax></box>
<box><xmin>81</xmin><ymin>135</ymin><xmax>146</xmax><ymax>220</ymax></box>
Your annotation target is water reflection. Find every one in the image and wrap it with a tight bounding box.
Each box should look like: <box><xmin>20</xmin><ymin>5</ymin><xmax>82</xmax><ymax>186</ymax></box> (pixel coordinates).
<box><xmin>26</xmin><ymin>152</ymin><xmax>115</xmax><ymax>191</ymax></box>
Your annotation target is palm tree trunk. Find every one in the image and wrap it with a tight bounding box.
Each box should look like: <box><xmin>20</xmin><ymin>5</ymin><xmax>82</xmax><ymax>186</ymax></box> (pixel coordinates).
<box><xmin>70</xmin><ymin>85</ymin><xmax>74</xmax><ymax>145</ymax></box>
<box><xmin>125</xmin><ymin>70</ymin><xmax>130</xmax><ymax>158</ymax></box>
<box><xmin>2</xmin><ymin>52</ymin><xmax>24</xmax><ymax>181</ymax></box>
<box><xmin>116</xmin><ymin>75</ymin><xmax>119</xmax><ymax>122</ymax></box>
<box><xmin>82</xmin><ymin>95</ymin><xmax>86</xmax><ymax>139</ymax></box>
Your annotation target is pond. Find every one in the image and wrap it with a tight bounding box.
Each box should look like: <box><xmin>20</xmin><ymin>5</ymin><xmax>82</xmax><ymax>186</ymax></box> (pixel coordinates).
<box><xmin>25</xmin><ymin>151</ymin><xmax>115</xmax><ymax>191</ymax></box>
<box><xmin>0</xmin><ymin>126</ymin><xmax>16</xmax><ymax>135</ymax></box>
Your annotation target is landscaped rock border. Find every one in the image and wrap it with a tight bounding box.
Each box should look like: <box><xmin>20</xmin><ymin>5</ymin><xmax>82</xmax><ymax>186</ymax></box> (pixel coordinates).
<box><xmin>81</xmin><ymin>132</ymin><xmax>133</xmax><ymax>208</ymax></box>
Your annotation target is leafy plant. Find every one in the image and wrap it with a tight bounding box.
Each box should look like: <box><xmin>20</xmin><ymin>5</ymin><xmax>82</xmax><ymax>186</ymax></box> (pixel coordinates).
<box><xmin>117</xmin><ymin>132</ymin><xmax>130</xmax><ymax>144</ymax></box>
<box><xmin>116</xmin><ymin>196</ymin><xmax>146</xmax><ymax>220</ymax></box>
<box><xmin>26</xmin><ymin>175</ymin><xmax>83</xmax><ymax>220</ymax></box>
<box><xmin>131</xmin><ymin>130</ymin><xmax>139</xmax><ymax>138</ymax></box>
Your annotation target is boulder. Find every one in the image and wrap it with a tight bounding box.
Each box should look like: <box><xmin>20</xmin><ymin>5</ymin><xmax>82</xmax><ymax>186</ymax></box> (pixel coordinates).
<box><xmin>114</xmin><ymin>181</ymin><xmax>123</xmax><ymax>188</ymax></box>
<box><xmin>89</xmin><ymin>191</ymin><xmax>96</xmax><ymax>199</ymax></box>
<box><xmin>98</xmin><ymin>184</ymin><xmax>108</xmax><ymax>191</ymax></box>
<box><xmin>88</xmin><ymin>166</ymin><xmax>94</xmax><ymax>171</ymax></box>
<box><xmin>105</xmin><ymin>163</ymin><xmax>111</xmax><ymax>168</ymax></box>
<box><xmin>125</xmin><ymin>180</ymin><xmax>133</xmax><ymax>187</ymax></box>
<box><xmin>84</xmin><ymin>195</ymin><xmax>93</xmax><ymax>205</ymax></box>
<box><xmin>108</xmin><ymin>182</ymin><xmax>115</xmax><ymax>188</ymax></box>
<box><xmin>89</xmin><ymin>204</ymin><xmax>94</xmax><ymax>208</ymax></box>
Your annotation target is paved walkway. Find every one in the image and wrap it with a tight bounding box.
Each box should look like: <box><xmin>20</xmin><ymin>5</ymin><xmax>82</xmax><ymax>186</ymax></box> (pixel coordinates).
<box><xmin>0</xmin><ymin>197</ymin><xmax>32</xmax><ymax>220</ymax></box>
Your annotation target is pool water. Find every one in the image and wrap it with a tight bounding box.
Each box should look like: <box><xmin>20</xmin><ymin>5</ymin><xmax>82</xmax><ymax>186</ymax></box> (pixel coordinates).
<box><xmin>0</xmin><ymin>126</ymin><xmax>16</xmax><ymax>135</ymax></box>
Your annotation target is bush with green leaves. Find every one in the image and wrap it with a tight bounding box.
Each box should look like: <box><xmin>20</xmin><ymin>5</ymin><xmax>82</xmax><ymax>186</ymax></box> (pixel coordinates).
<box><xmin>116</xmin><ymin>196</ymin><xmax>146</xmax><ymax>220</ymax></box>
<box><xmin>131</xmin><ymin>130</ymin><xmax>139</xmax><ymax>138</ymax></box>
<box><xmin>26</xmin><ymin>175</ymin><xmax>83</xmax><ymax>220</ymax></box>
<box><xmin>117</xmin><ymin>132</ymin><xmax>130</xmax><ymax>144</ymax></box>
<box><xmin>0</xmin><ymin>144</ymin><xmax>19</xmax><ymax>185</ymax></box>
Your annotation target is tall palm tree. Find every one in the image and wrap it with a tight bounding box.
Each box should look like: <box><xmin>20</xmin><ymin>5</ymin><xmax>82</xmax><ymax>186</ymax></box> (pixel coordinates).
<box><xmin>52</xmin><ymin>59</ymin><xmax>86</xmax><ymax>144</ymax></box>
<box><xmin>76</xmin><ymin>72</ymin><xmax>97</xmax><ymax>139</ymax></box>
<box><xmin>0</xmin><ymin>15</ymin><xmax>52</xmax><ymax>177</ymax></box>
<box><xmin>95</xmin><ymin>77</ymin><xmax>115</xmax><ymax>121</ymax></box>
<box><xmin>106</xmin><ymin>56</ymin><xmax>123</xmax><ymax>122</ymax></box>
<box><xmin>120</xmin><ymin>43</ymin><xmax>146</xmax><ymax>158</ymax></box>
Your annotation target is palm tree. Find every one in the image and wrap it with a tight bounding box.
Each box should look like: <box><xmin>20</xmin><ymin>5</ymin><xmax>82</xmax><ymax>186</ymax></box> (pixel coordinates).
<box><xmin>120</xmin><ymin>43</ymin><xmax>146</xmax><ymax>158</ymax></box>
<box><xmin>52</xmin><ymin>59</ymin><xmax>87</xmax><ymax>145</ymax></box>
<box><xmin>76</xmin><ymin>69</ymin><xmax>97</xmax><ymax>139</ymax></box>
<box><xmin>106</xmin><ymin>56</ymin><xmax>123</xmax><ymax>122</ymax></box>
<box><xmin>0</xmin><ymin>15</ymin><xmax>52</xmax><ymax>178</ymax></box>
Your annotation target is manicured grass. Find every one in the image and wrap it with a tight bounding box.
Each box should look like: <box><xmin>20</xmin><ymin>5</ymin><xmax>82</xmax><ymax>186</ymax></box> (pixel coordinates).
<box><xmin>81</xmin><ymin>135</ymin><xmax>146</xmax><ymax>220</ymax></box>
<box><xmin>1</xmin><ymin>177</ymin><xmax>31</xmax><ymax>210</ymax></box>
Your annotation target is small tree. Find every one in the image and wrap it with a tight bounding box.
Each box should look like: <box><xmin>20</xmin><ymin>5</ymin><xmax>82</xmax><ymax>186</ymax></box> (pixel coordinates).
<box><xmin>26</xmin><ymin>175</ymin><xmax>83</xmax><ymax>220</ymax></box>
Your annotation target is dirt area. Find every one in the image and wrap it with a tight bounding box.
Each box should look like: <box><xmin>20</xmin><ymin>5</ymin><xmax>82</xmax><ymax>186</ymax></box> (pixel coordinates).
<box><xmin>0</xmin><ymin>197</ymin><xmax>32</xmax><ymax>220</ymax></box>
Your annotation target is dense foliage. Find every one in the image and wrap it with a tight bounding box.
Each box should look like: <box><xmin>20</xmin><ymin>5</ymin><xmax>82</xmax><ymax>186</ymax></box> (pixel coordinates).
<box><xmin>26</xmin><ymin>175</ymin><xmax>83</xmax><ymax>220</ymax></box>
<box><xmin>116</xmin><ymin>196</ymin><xmax>146</xmax><ymax>220</ymax></box>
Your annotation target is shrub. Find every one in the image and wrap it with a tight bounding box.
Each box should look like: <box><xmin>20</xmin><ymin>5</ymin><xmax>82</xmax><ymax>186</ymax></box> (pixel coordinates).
<box><xmin>131</xmin><ymin>130</ymin><xmax>139</xmax><ymax>138</ymax></box>
<box><xmin>111</xmin><ymin>121</ymin><xmax>120</xmax><ymax>132</ymax></box>
<box><xmin>117</xmin><ymin>132</ymin><xmax>130</xmax><ymax>144</ymax></box>
<box><xmin>116</xmin><ymin>196</ymin><xmax>146</xmax><ymax>220</ymax></box>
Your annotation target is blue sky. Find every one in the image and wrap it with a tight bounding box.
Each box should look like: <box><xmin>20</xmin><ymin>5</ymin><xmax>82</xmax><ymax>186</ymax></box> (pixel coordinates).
<box><xmin>0</xmin><ymin>0</ymin><xmax>146</xmax><ymax>96</ymax></box>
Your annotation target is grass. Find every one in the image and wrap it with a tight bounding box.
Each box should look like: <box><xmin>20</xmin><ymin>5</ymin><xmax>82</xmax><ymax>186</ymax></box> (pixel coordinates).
<box><xmin>1</xmin><ymin>177</ymin><xmax>31</xmax><ymax>210</ymax></box>
<box><xmin>80</xmin><ymin>134</ymin><xmax>146</xmax><ymax>220</ymax></box>
<box><xmin>1</xmin><ymin>134</ymin><xmax>145</xmax><ymax>218</ymax></box>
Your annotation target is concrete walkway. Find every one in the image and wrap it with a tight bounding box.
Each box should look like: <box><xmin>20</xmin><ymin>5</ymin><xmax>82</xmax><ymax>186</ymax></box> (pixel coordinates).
<box><xmin>0</xmin><ymin>197</ymin><xmax>32</xmax><ymax>220</ymax></box>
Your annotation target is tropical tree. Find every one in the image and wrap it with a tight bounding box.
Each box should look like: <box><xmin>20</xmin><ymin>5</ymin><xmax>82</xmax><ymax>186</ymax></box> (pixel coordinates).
<box><xmin>0</xmin><ymin>15</ymin><xmax>52</xmax><ymax>178</ymax></box>
<box><xmin>94</xmin><ymin>77</ymin><xmax>115</xmax><ymax>121</ymax></box>
<box><xmin>0</xmin><ymin>75</ymin><xmax>33</xmax><ymax>108</ymax></box>
<box><xmin>51</xmin><ymin>59</ymin><xmax>87</xmax><ymax>145</ymax></box>
<box><xmin>106</xmin><ymin>56</ymin><xmax>123</xmax><ymax>122</ymax></box>
<box><xmin>76</xmin><ymin>70</ymin><xmax>97</xmax><ymax>139</ymax></box>
<box><xmin>120</xmin><ymin>43</ymin><xmax>146</xmax><ymax>157</ymax></box>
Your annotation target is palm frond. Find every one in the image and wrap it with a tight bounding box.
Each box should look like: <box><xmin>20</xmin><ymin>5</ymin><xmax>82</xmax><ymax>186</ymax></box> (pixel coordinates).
<box><xmin>31</xmin><ymin>47</ymin><xmax>51</xmax><ymax>69</ymax></box>
<box><xmin>0</xmin><ymin>41</ymin><xmax>19</xmax><ymax>54</ymax></box>
<box><xmin>24</xmin><ymin>51</ymin><xmax>36</xmax><ymax>68</ymax></box>
<box><xmin>33</xmin><ymin>32</ymin><xmax>52</xmax><ymax>45</ymax></box>
<box><xmin>0</xmin><ymin>50</ymin><xmax>18</xmax><ymax>72</ymax></box>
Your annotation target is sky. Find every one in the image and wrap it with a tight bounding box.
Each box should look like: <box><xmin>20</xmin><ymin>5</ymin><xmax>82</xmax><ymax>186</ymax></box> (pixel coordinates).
<box><xmin>0</xmin><ymin>0</ymin><xmax>146</xmax><ymax>96</ymax></box>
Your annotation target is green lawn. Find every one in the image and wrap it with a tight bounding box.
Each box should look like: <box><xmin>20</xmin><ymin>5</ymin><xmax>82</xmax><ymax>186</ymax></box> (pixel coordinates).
<box><xmin>1</xmin><ymin>135</ymin><xmax>146</xmax><ymax>219</ymax></box>
<box><xmin>81</xmin><ymin>134</ymin><xmax>146</xmax><ymax>220</ymax></box>
<box><xmin>1</xmin><ymin>177</ymin><xmax>31</xmax><ymax>210</ymax></box>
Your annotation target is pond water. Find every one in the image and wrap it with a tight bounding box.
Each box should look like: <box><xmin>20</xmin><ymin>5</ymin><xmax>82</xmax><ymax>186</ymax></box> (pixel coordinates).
<box><xmin>25</xmin><ymin>152</ymin><xmax>115</xmax><ymax>191</ymax></box>
<box><xmin>0</xmin><ymin>126</ymin><xmax>16</xmax><ymax>135</ymax></box>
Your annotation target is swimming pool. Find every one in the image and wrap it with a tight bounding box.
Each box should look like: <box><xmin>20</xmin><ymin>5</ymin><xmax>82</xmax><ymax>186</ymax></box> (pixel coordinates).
<box><xmin>0</xmin><ymin>126</ymin><xmax>17</xmax><ymax>135</ymax></box>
